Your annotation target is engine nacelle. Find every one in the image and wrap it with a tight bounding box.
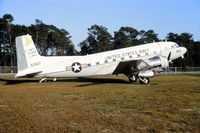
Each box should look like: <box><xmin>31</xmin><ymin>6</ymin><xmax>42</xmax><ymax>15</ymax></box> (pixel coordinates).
<box><xmin>149</xmin><ymin>56</ymin><xmax>169</xmax><ymax>68</ymax></box>
<box><xmin>137</xmin><ymin>56</ymin><xmax>169</xmax><ymax>70</ymax></box>
<box><xmin>138</xmin><ymin>70</ymin><xmax>154</xmax><ymax>78</ymax></box>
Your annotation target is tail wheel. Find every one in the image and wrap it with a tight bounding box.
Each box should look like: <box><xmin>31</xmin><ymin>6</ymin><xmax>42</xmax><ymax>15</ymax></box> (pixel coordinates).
<box><xmin>128</xmin><ymin>75</ymin><xmax>137</xmax><ymax>83</ymax></box>
<box><xmin>139</xmin><ymin>77</ymin><xmax>150</xmax><ymax>85</ymax></box>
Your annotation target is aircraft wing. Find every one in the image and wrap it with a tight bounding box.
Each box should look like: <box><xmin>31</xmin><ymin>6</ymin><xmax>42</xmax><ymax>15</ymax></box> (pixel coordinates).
<box><xmin>112</xmin><ymin>60</ymin><xmax>139</xmax><ymax>75</ymax></box>
<box><xmin>112</xmin><ymin>55</ymin><xmax>169</xmax><ymax>76</ymax></box>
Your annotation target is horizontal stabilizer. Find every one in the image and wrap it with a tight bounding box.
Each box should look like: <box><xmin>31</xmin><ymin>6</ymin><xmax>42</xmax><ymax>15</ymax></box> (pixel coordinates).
<box><xmin>15</xmin><ymin>71</ymin><xmax>42</xmax><ymax>78</ymax></box>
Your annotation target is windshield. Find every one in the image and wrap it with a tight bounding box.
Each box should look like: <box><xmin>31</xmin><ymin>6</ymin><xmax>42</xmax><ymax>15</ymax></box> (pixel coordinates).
<box><xmin>171</xmin><ymin>43</ymin><xmax>179</xmax><ymax>48</ymax></box>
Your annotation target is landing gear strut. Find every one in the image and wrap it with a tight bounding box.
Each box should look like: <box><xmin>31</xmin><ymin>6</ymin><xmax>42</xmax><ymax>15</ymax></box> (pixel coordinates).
<box><xmin>39</xmin><ymin>78</ymin><xmax>47</xmax><ymax>83</ymax></box>
<box><xmin>138</xmin><ymin>77</ymin><xmax>150</xmax><ymax>85</ymax></box>
<box><xmin>128</xmin><ymin>75</ymin><xmax>137</xmax><ymax>83</ymax></box>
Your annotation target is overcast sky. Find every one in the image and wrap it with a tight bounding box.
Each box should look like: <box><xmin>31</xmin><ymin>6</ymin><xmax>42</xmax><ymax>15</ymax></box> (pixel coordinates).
<box><xmin>1</xmin><ymin>0</ymin><xmax>200</xmax><ymax>49</ymax></box>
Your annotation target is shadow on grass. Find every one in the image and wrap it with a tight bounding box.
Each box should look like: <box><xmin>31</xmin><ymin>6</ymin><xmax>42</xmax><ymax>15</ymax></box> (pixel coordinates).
<box><xmin>0</xmin><ymin>77</ymin><xmax>129</xmax><ymax>86</ymax></box>
<box><xmin>74</xmin><ymin>77</ymin><xmax>129</xmax><ymax>87</ymax></box>
<box><xmin>0</xmin><ymin>78</ymin><xmax>39</xmax><ymax>85</ymax></box>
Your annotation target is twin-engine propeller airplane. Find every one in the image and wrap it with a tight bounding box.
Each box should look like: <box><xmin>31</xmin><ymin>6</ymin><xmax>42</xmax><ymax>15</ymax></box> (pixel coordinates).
<box><xmin>15</xmin><ymin>34</ymin><xmax>187</xmax><ymax>84</ymax></box>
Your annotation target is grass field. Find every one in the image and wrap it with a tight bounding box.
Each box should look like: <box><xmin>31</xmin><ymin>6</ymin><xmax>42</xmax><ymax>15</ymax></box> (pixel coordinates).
<box><xmin>0</xmin><ymin>74</ymin><xmax>200</xmax><ymax>132</ymax></box>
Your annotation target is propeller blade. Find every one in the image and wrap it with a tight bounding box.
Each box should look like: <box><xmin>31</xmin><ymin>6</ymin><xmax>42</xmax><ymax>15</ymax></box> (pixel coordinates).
<box><xmin>167</xmin><ymin>52</ymin><xmax>171</xmax><ymax>61</ymax></box>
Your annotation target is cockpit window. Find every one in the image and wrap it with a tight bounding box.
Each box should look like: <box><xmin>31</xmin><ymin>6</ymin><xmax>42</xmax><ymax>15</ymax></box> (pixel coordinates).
<box><xmin>171</xmin><ymin>43</ymin><xmax>179</xmax><ymax>48</ymax></box>
<box><xmin>174</xmin><ymin>44</ymin><xmax>179</xmax><ymax>47</ymax></box>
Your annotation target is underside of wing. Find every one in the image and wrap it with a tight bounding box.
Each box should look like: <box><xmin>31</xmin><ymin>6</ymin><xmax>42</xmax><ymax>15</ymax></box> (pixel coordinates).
<box><xmin>112</xmin><ymin>60</ymin><xmax>138</xmax><ymax>75</ymax></box>
<box><xmin>113</xmin><ymin>55</ymin><xmax>169</xmax><ymax>77</ymax></box>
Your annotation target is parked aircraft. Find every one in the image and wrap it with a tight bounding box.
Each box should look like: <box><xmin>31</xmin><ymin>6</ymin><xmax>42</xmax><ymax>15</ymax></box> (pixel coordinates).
<box><xmin>15</xmin><ymin>34</ymin><xmax>187</xmax><ymax>84</ymax></box>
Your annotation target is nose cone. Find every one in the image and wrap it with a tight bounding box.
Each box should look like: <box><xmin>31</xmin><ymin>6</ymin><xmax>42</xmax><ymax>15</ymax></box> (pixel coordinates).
<box><xmin>170</xmin><ymin>46</ymin><xmax>187</xmax><ymax>60</ymax></box>
<box><xmin>181</xmin><ymin>47</ymin><xmax>187</xmax><ymax>55</ymax></box>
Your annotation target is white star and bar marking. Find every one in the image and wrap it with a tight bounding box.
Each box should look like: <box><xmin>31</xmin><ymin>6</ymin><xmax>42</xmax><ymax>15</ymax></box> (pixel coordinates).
<box><xmin>71</xmin><ymin>62</ymin><xmax>82</xmax><ymax>73</ymax></box>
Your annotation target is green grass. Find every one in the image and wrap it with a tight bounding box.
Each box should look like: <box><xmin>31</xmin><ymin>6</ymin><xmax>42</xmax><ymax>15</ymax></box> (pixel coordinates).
<box><xmin>0</xmin><ymin>74</ymin><xmax>200</xmax><ymax>132</ymax></box>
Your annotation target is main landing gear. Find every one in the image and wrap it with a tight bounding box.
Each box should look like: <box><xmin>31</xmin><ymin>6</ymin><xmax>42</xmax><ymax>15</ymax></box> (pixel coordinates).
<box><xmin>128</xmin><ymin>75</ymin><xmax>150</xmax><ymax>85</ymax></box>
<box><xmin>138</xmin><ymin>77</ymin><xmax>150</xmax><ymax>85</ymax></box>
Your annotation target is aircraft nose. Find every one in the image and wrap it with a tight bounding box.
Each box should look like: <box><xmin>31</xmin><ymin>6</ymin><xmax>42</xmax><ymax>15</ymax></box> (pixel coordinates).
<box><xmin>181</xmin><ymin>47</ymin><xmax>187</xmax><ymax>55</ymax></box>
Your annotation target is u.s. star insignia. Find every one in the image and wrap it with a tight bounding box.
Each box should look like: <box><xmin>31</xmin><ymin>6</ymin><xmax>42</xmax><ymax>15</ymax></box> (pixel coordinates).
<box><xmin>71</xmin><ymin>62</ymin><xmax>82</xmax><ymax>73</ymax></box>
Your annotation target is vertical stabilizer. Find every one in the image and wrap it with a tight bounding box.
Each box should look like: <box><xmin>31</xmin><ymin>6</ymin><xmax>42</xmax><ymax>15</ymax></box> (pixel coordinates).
<box><xmin>15</xmin><ymin>34</ymin><xmax>41</xmax><ymax>73</ymax></box>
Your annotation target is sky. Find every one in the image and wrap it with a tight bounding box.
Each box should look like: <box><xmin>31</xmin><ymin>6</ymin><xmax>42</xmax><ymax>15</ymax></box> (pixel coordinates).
<box><xmin>0</xmin><ymin>0</ymin><xmax>200</xmax><ymax>50</ymax></box>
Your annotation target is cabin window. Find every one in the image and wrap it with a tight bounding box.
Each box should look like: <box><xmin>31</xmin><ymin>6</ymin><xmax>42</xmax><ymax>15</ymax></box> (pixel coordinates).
<box><xmin>129</xmin><ymin>55</ymin><xmax>132</xmax><ymax>58</ymax></box>
<box><xmin>96</xmin><ymin>62</ymin><xmax>99</xmax><ymax>65</ymax></box>
<box><xmin>113</xmin><ymin>59</ymin><xmax>116</xmax><ymax>62</ymax></box>
<box><xmin>137</xmin><ymin>54</ymin><xmax>141</xmax><ymax>57</ymax></box>
<box><xmin>121</xmin><ymin>57</ymin><xmax>125</xmax><ymax>60</ymax></box>
<box><xmin>88</xmin><ymin>63</ymin><xmax>91</xmax><ymax>66</ymax></box>
<box><xmin>145</xmin><ymin>52</ymin><xmax>148</xmax><ymax>56</ymax></box>
<box><xmin>104</xmin><ymin>60</ymin><xmax>108</xmax><ymax>63</ymax></box>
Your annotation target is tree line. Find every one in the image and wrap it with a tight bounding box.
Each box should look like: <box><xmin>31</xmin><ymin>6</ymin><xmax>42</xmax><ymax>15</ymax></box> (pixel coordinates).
<box><xmin>0</xmin><ymin>14</ymin><xmax>200</xmax><ymax>67</ymax></box>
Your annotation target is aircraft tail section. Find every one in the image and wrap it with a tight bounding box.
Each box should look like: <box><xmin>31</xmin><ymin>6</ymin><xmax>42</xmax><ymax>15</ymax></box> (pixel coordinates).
<box><xmin>15</xmin><ymin>34</ymin><xmax>42</xmax><ymax>77</ymax></box>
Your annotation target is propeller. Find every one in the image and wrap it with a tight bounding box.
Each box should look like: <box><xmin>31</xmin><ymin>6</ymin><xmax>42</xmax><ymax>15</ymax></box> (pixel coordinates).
<box><xmin>167</xmin><ymin>52</ymin><xmax>171</xmax><ymax>61</ymax></box>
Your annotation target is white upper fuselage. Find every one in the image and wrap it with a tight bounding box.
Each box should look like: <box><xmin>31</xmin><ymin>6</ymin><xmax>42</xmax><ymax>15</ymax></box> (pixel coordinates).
<box><xmin>30</xmin><ymin>41</ymin><xmax>186</xmax><ymax>78</ymax></box>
